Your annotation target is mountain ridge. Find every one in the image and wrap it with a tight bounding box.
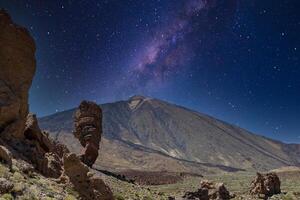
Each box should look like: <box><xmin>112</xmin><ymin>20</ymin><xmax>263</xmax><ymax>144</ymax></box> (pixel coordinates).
<box><xmin>39</xmin><ymin>95</ymin><xmax>300</xmax><ymax>173</ymax></box>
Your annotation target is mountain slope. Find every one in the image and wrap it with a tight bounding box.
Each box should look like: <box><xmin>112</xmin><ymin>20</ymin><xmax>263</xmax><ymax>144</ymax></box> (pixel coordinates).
<box><xmin>39</xmin><ymin>96</ymin><xmax>300</xmax><ymax>173</ymax></box>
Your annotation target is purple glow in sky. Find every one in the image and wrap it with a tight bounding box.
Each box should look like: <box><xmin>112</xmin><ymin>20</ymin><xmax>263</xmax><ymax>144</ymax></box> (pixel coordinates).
<box><xmin>118</xmin><ymin>0</ymin><xmax>212</xmax><ymax>93</ymax></box>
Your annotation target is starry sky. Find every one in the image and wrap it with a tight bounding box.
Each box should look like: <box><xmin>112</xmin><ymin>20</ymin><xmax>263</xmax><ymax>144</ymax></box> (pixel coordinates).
<box><xmin>1</xmin><ymin>0</ymin><xmax>299</xmax><ymax>143</ymax></box>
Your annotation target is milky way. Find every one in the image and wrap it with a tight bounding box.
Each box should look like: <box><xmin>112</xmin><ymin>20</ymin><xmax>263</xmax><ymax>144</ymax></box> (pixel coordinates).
<box><xmin>2</xmin><ymin>0</ymin><xmax>300</xmax><ymax>142</ymax></box>
<box><xmin>121</xmin><ymin>0</ymin><xmax>212</xmax><ymax>92</ymax></box>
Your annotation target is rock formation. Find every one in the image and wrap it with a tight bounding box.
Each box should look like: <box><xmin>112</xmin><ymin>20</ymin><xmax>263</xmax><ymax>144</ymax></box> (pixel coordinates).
<box><xmin>19</xmin><ymin>113</ymin><xmax>65</xmax><ymax>178</ymax></box>
<box><xmin>0</xmin><ymin>9</ymin><xmax>114</xmax><ymax>200</ymax></box>
<box><xmin>182</xmin><ymin>180</ymin><xmax>234</xmax><ymax>200</ymax></box>
<box><xmin>66</xmin><ymin>101</ymin><xmax>114</xmax><ymax>199</ymax></box>
<box><xmin>73</xmin><ymin>101</ymin><xmax>102</xmax><ymax>167</ymax></box>
<box><xmin>62</xmin><ymin>153</ymin><xmax>113</xmax><ymax>200</ymax></box>
<box><xmin>0</xmin><ymin>9</ymin><xmax>36</xmax><ymax>139</ymax></box>
<box><xmin>0</xmin><ymin>10</ymin><xmax>67</xmax><ymax>178</ymax></box>
<box><xmin>250</xmin><ymin>172</ymin><xmax>281</xmax><ymax>199</ymax></box>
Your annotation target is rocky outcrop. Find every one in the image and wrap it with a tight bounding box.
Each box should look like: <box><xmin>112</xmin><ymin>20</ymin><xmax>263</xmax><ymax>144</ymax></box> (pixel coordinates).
<box><xmin>65</xmin><ymin>101</ymin><xmax>114</xmax><ymax>199</ymax></box>
<box><xmin>0</xmin><ymin>10</ymin><xmax>68</xmax><ymax>178</ymax></box>
<box><xmin>0</xmin><ymin>9</ymin><xmax>36</xmax><ymax>139</ymax></box>
<box><xmin>21</xmin><ymin>113</ymin><xmax>66</xmax><ymax>178</ymax></box>
<box><xmin>73</xmin><ymin>101</ymin><xmax>102</xmax><ymax>167</ymax></box>
<box><xmin>0</xmin><ymin>10</ymin><xmax>114</xmax><ymax>199</ymax></box>
<box><xmin>62</xmin><ymin>153</ymin><xmax>113</xmax><ymax>200</ymax></box>
<box><xmin>183</xmin><ymin>180</ymin><xmax>234</xmax><ymax>200</ymax></box>
<box><xmin>250</xmin><ymin>172</ymin><xmax>281</xmax><ymax>199</ymax></box>
<box><xmin>24</xmin><ymin>113</ymin><xmax>54</xmax><ymax>154</ymax></box>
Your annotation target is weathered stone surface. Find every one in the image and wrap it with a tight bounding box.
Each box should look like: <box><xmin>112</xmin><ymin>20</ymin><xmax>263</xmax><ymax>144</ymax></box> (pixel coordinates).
<box><xmin>23</xmin><ymin>113</ymin><xmax>65</xmax><ymax>178</ymax></box>
<box><xmin>183</xmin><ymin>180</ymin><xmax>234</xmax><ymax>200</ymax></box>
<box><xmin>250</xmin><ymin>172</ymin><xmax>281</xmax><ymax>198</ymax></box>
<box><xmin>73</xmin><ymin>101</ymin><xmax>102</xmax><ymax>167</ymax></box>
<box><xmin>24</xmin><ymin>113</ymin><xmax>52</xmax><ymax>152</ymax></box>
<box><xmin>0</xmin><ymin>9</ymin><xmax>36</xmax><ymax>139</ymax></box>
<box><xmin>0</xmin><ymin>178</ymin><xmax>14</xmax><ymax>194</ymax></box>
<box><xmin>62</xmin><ymin>153</ymin><xmax>114</xmax><ymax>200</ymax></box>
<box><xmin>0</xmin><ymin>145</ymin><xmax>12</xmax><ymax>169</ymax></box>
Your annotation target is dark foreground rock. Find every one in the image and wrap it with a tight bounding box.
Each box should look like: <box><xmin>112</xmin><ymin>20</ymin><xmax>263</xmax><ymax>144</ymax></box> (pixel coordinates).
<box><xmin>183</xmin><ymin>180</ymin><xmax>235</xmax><ymax>200</ymax></box>
<box><xmin>250</xmin><ymin>172</ymin><xmax>281</xmax><ymax>199</ymax></box>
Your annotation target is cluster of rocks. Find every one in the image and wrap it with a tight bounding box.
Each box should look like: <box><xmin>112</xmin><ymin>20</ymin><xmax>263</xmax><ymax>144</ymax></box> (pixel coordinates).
<box><xmin>58</xmin><ymin>100</ymin><xmax>113</xmax><ymax>200</ymax></box>
<box><xmin>0</xmin><ymin>9</ymin><xmax>113</xmax><ymax>200</ymax></box>
<box><xmin>182</xmin><ymin>180</ymin><xmax>235</xmax><ymax>200</ymax></box>
<box><xmin>180</xmin><ymin>172</ymin><xmax>281</xmax><ymax>200</ymax></box>
<box><xmin>250</xmin><ymin>172</ymin><xmax>281</xmax><ymax>199</ymax></box>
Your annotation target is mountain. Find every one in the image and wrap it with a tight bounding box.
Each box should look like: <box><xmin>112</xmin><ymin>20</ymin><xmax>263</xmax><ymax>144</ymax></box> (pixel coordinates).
<box><xmin>39</xmin><ymin>95</ymin><xmax>300</xmax><ymax>173</ymax></box>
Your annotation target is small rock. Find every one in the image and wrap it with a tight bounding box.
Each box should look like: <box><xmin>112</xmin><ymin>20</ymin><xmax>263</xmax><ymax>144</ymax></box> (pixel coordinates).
<box><xmin>183</xmin><ymin>180</ymin><xmax>234</xmax><ymax>200</ymax></box>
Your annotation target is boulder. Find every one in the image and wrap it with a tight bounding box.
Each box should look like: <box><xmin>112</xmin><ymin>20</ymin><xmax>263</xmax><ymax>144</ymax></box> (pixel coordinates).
<box><xmin>250</xmin><ymin>172</ymin><xmax>281</xmax><ymax>198</ymax></box>
<box><xmin>183</xmin><ymin>180</ymin><xmax>234</xmax><ymax>200</ymax></box>
<box><xmin>62</xmin><ymin>153</ymin><xmax>113</xmax><ymax>200</ymax></box>
<box><xmin>0</xmin><ymin>9</ymin><xmax>36</xmax><ymax>139</ymax></box>
<box><xmin>73</xmin><ymin>101</ymin><xmax>102</xmax><ymax>167</ymax></box>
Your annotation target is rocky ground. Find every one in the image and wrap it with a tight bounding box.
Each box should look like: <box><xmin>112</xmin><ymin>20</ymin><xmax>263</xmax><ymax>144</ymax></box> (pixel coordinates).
<box><xmin>1</xmin><ymin>161</ymin><xmax>299</xmax><ymax>200</ymax></box>
<box><xmin>99</xmin><ymin>170</ymin><xmax>300</xmax><ymax>200</ymax></box>
<box><xmin>0</xmin><ymin>162</ymin><xmax>78</xmax><ymax>200</ymax></box>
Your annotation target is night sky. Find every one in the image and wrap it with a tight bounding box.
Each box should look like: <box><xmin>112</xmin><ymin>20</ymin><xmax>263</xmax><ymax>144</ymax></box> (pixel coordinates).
<box><xmin>1</xmin><ymin>0</ymin><xmax>299</xmax><ymax>143</ymax></box>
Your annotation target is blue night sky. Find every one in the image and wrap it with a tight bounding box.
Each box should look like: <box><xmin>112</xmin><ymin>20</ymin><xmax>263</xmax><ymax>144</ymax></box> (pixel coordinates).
<box><xmin>0</xmin><ymin>0</ymin><xmax>299</xmax><ymax>143</ymax></box>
